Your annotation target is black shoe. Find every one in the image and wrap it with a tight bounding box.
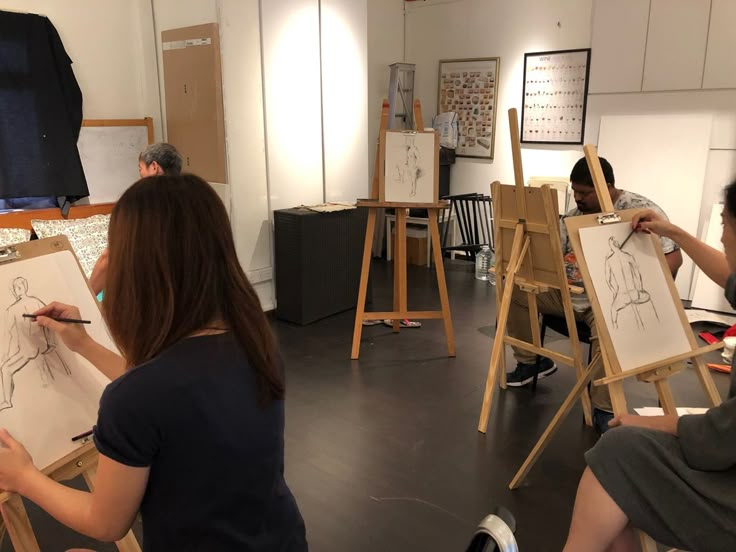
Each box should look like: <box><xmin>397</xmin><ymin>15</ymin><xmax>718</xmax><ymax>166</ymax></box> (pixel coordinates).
<box><xmin>506</xmin><ymin>358</ymin><xmax>557</xmax><ymax>387</ymax></box>
<box><xmin>593</xmin><ymin>408</ymin><xmax>614</xmax><ymax>434</ymax></box>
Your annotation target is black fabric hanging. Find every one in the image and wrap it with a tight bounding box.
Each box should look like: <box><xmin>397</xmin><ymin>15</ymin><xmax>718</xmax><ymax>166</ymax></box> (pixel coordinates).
<box><xmin>0</xmin><ymin>11</ymin><xmax>88</xmax><ymax>203</ymax></box>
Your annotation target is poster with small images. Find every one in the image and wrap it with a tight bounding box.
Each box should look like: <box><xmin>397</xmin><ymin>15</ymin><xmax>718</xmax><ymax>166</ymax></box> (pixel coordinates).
<box><xmin>437</xmin><ymin>58</ymin><xmax>500</xmax><ymax>159</ymax></box>
<box><xmin>521</xmin><ymin>48</ymin><xmax>591</xmax><ymax>144</ymax></box>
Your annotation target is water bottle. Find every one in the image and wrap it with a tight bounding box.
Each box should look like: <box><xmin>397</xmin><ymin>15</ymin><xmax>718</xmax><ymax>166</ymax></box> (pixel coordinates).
<box><xmin>475</xmin><ymin>245</ymin><xmax>495</xmax><ymax>284</ymax></box>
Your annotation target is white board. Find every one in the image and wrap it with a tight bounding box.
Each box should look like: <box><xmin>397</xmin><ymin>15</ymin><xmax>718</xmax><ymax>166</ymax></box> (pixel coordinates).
<box><xmin>0</xmin><ymin>251</ymin><xmax>112</xmax><ymax>470</ymax></box>
<box><xmin>579</xmin><ymin>222</ymin><xmax>692</xmax><ymax>372</ymax></box>
<box><xmin>383</xmin><ymin>132</ymin><xmax>436</xmax><ymax>203</ymax></box>
<box><xmin>78</xmin><ymin>126</ymin><xmax>149</xmax><ymax>203</ymax></box>
<box><xmin>598</xmin><ymin>114</ymin><xmax>712</xmax><ymax>299</ymax></box>
<box><xmin>691</xmin><ymin>203</ymin><xmax>736</xmax><ymax>314</ymax></box>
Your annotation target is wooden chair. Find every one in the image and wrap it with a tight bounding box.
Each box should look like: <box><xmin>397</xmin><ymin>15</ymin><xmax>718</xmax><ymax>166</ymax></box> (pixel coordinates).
<box><xmin>438</xmin><ymin>193</ymin><xmax>493</xmax><ymax>261</ymax></box>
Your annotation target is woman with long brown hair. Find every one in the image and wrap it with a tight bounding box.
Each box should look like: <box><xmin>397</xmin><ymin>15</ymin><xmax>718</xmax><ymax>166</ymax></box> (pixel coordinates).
<box><xmin>0</xmin><ymin>175</ymin><xmax>307</xmax><ymax>550</ymax></box>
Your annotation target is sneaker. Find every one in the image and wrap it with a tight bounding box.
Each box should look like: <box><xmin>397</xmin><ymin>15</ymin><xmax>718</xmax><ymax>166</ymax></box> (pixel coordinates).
<box><xmin>593</xmin><ymin>408</ymin><xmax>614</xmax><ymax>434</ymax></box>
<box><xmin>506</xmin><ymin>358</ymin><xmax>557</xmax><ymax>387</ymax></box>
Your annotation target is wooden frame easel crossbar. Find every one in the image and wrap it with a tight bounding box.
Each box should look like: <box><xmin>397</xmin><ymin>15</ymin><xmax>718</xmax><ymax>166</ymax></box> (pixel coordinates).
<box><xmin>508</xmin><ymin>146</ymin><xmax>722</xmax><ymax>500</ymax></box>
<box><xmin>477</xmin><ymin>108</ymin><xmax>592</xmax><ymax>433</ymax></box>
<box><xmin>351</xmin><ymin>100</ymin><xmax>455</xmax><ymax>359</ymax></box>
<box><xmin>0</xmin><ymin>237</ymin><xmax>140</xmax><ymax>552</ymax></box>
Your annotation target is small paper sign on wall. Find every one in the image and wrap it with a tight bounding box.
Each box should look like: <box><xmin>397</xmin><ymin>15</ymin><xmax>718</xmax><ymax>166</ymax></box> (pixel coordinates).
<box><xmin>379</xmin><ymin>130</ymin><xmax>439</xmax><ymax>205</ymax></box>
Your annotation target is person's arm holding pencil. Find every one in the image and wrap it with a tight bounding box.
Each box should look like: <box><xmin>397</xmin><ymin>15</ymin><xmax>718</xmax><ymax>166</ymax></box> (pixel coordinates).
<box><xmin>33</xmin><ymin>302</ymin><xmax>125</xmax><ymax>381</ymax></box>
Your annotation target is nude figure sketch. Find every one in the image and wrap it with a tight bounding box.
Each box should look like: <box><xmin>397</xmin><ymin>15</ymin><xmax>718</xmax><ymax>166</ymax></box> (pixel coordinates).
<box><xmin>393</xmin><ymin>134</ymin><xmax>424</xmax><ymax>197</ymax></box>
<box><xmin>0</xmin><ymin>277</ymin><xmax>70</xmax><ymax>412</ymax></box>
<box><xmin>604</xmin><ymin>237</ymin><xmax>659</xmax><ymax>330</ymax></box>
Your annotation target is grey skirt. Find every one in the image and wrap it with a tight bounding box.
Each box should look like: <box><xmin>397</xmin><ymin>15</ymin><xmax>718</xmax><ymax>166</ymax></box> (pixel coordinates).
<box><xmin>586</xmin><ymin>426</ymin><xmax>736</xmax><ymax>552</ymax></box>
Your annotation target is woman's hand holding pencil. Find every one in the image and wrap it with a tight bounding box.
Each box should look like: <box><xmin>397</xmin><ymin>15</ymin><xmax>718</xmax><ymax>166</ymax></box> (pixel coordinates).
<box><xmin>32</xmin><ymin>303</ymin><xmax>92</xmax><ymax>354</ymax></box>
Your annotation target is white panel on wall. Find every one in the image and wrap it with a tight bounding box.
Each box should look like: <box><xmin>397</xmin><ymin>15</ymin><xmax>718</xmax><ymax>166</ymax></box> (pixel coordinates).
<box><xmin>703</xmin><ymin>0</ymin><xmax>736</xmax><ymax>90</ymax></box>
<box><xmin>642</xmin><ymin>0</ymin><xmax>710</xmax><ymax>91</ymax></box>
<box><xmin>321</xmin><ymin>0</ymin><xmax>369</xmax><ymax>202</ymax></box>
<box><xmin>589</xmin><ymin>0</ymin><xmax>650</xmax><ymax>94</ymax></box>
<box><xmin>260</xmin><ymin>0</ymin><xmax>324</xmax><ymax>212</ymax></box>
<box><xmin>691</xmin><ymin>203</ymin><xmax>736</xmax><ymax>314</ymax></box>
<box><xmin>597</xmin><ymin>114</ymin><xmax>712</xmax><ymax>299</ymax></box>
<box><xmin>218</xmin><ymin>0</ymin><xmax>274</xmax><ymax>310</ymax></box>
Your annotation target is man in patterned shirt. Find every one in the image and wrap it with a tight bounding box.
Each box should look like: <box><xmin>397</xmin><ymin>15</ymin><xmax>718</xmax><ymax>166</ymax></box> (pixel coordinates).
<box><xmin>505</xmin><ymin>156</ymin><xmax>683</xmax><ymax>432</ymax></box>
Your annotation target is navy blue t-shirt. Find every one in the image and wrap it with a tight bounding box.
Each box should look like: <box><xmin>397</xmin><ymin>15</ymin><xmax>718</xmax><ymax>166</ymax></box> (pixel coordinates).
<box><xmin>94</xmin><ymin>332</ymin><xmax>307</xmax><ymax>551</ymax></box>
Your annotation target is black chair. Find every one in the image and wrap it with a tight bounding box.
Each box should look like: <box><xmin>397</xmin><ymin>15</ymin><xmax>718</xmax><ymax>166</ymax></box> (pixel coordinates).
<box><xmin>438</xmin><ymin>193</ymin><xmax>493</xmax><ymax>261</ymax></box>
<box><xmin>531</xmin><ymin>313</ymin><xmax>593</xmax><ymax>390</ymax></box>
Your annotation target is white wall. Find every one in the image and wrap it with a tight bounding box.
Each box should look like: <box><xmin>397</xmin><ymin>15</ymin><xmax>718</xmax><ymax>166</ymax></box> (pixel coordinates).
<box><xmin>367</xmin><ymin>0</ymin><xmax>405</xmax><ymax>181</ymax></box>
<box><xmin>1</xmin><ymin>0</ymin><xmax>162</xmax><ymax>137</ymax></box>
<box><xmin>397</xmin><ymin>0</ymin><xmax>736</xmax><ymax>205</ymax></box>
<box><xmin>404</xmin><ymin>0</ymin><xmax>593</xmax><ymax>194</ymax></box>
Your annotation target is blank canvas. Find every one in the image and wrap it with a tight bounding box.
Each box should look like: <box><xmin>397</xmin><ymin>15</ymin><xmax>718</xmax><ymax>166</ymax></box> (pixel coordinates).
<box><xmin>579</xmin><ymin>222</ymin><xmax>691</xmax><ymax>372</ymax></box>
<box><xmin>597</xmin><ymin>114</ymin><xmax>712</xmax><ymax>299</ymax></box>
<box><xmin>0</xmin><ymin>251</ymin><xmax>112</xmax><ymax>470</ymax></box>
<box><xmin>383</xmin><ymin>132</ymin><xmax>437</xmax><ymax>203</ymax></box>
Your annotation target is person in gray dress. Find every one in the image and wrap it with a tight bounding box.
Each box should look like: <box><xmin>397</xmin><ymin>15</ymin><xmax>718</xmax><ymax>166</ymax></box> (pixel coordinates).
<box><xmin>563</xmin><ymin>179</ymin><xmax>736</xmax><ymax>552</ymax></box>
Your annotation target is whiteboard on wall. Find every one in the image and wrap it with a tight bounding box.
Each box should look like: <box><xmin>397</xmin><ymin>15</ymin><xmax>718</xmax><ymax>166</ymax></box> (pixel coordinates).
<box><xmin>77</xmin><ymin>120</ymin><xmax>152</xmax><ymax>203</ymax></box>
<box><xmin>598</xmin><ymin>114</ymin><xmax>712</xmax><ymax>299</ymax></box>
<box><xmin>691</xmin><ymin>203</ymin><xmax>736</xmax><ymax>314</ymax></box>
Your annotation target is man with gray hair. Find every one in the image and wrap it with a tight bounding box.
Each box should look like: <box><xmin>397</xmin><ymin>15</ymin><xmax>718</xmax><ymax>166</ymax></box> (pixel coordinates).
<box><xmin>138</xmin><ymin>142</ymin><xmax>183</xmax><ymax>177</ymax></box>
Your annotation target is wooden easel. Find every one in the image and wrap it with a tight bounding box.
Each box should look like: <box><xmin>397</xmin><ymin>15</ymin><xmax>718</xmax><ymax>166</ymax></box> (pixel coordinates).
<box><xmin>351</xmin><ymin>100</ymin><xmax>455</xmax><ymax>360</ymax></box>
<box><xmin>508</xmin><ymin>146</ymin><xmax>722</xmax><ymax>499</ymax></box>
<box><xmin>0</xmin><ymin>238</ymin><xmax>140</xmax><ymax>552</ymax></box>
<box><xmin>477</xmin><ymin>108</ymin><xmax>592</xmax><ymax>433</ymax></box>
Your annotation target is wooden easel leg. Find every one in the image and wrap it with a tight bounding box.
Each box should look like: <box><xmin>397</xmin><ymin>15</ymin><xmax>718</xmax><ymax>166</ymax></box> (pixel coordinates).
<box><xmin>392</xmin><ymin>209</ymin><xmax>408</xmax><ymax>332</ymax></box>
<box><xmin>0</xmin><ymin>494</ymin><xmax>40</xmax><ymax>552</ymax></box>
<box><xmin>692</xmin><ymin>357</ymin><xmax>723</xmax><ymax>406</ymax></box>
<box><xmin>428</xmin><ymin>211</ymin><xmax>455</xmax><ymax>357</ymax></box>
<box><xmin>654</xmin><ymin>377</ymin><xmax>677</xmax><ymax>415</ymax></box>
<box><xmin>351</xmin><ymin>209</ymin><xmax>377</xmax><ymax>359</ymax></box>
<box><xmin>640</xmin><ymin>531</ymin><xmax>658</xmax><ymax>552</ymax></box>
<box><xmin>509</xmin><ymin>352</ymin><xmax>601</xmax><ymax>489</ymax></box>
<box><xmin>83</xmin><ymin>467</ymin><xmax>141</xmax><ymax>552</ymax></box>
<box><xmin>601</xmin><ymin>345</ymin><xmax>628</xmax><ymax>416</ymax></box>
<box><xmin>478</xmin><ymin>225</ymin><xmax>526</xmax><ymax>433</ymax></box>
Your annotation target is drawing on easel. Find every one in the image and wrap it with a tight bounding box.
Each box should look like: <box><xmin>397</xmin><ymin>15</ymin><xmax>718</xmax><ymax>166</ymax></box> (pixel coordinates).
<box><xmin>604</xmin><ymin>237</ymin><xmax>659</xmax><ymax>330</ymax></box>
<box><xmin>579</xmin><ymin>221</ymin><xmax>690</xmax><ymax>372</ymax></box>
<box><xmin>0</xmin><ymin>277</ymin><xmax>71</xmax><ymax>412</ymax></box>
<box><xmin>0</xmin><ymin>251</ymin><xmax>112</xmax><ymax>470</ymax></box>
<box><xmin>381</xmin><ymin>130</ymin><xmax>438</xmax><ymax>204</ymax></box>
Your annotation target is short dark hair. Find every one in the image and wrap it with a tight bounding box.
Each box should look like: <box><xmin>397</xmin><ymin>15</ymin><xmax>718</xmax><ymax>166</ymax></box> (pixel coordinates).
<box><xmin>725</xmin><ymin>179</ymin><xmax>736</xmax><ymax>219</ymax></box>
<box><xmin>138</xmin><ymin>143</ymin><xmax>183</xmax><ymax>175</ymax></box>
<box><xmin>570</xmin><ymin>156</ymin><xmax>615</xmax><ymax>187</ymax></box>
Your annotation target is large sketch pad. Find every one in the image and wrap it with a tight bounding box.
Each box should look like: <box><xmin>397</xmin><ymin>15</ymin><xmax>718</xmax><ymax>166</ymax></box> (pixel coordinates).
<box><xmin>0</xmin><ymin>251</ymin><xmax>112</xmax><ymax>470</ymax></box>
<box><xmin>579</xmin><ymin>222</ymin><xmax>691</xmax><ymax>371</ymax></box>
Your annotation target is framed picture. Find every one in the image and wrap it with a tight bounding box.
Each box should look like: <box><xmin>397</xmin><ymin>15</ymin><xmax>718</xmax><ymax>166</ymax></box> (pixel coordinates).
<box><xmin>437</xmin><ymin>57</ymin><xmax>500</xmax><ymax>159</ymax></box>
<box><xmin>521</xmin><ymin>48</ymin><xmax>591</xmax><ymax>144</ymax></box>
<box><xmin>379</xmin><ymin>130</ymin><xmax>439</xmax><ymax>204</ymax></box>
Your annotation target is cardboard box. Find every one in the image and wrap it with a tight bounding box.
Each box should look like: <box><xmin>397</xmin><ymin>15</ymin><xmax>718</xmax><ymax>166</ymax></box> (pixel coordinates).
<box><xmin>393</xmin><ymin>226</ymin><xmax>428</xmax><ymax>266</ymax></box>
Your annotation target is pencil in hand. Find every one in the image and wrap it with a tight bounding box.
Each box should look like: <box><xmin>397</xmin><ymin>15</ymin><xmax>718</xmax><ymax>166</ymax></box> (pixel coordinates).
<box><xmin>22</xmin><ymin>314</ymin><xmax>91</xmax><ymax>324</ymax></box>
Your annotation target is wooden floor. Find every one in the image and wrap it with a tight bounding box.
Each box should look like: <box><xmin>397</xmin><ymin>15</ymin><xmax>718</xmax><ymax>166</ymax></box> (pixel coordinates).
<box><xmin>6</xmin><ymin>259</ymin><xmax>730</xmax><ymax>551</ymax></box>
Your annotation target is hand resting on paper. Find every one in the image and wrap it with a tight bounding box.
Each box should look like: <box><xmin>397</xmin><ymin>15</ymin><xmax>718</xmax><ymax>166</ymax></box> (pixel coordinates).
<box><xmin>608</xmin><ymin>413</ymin><xmax>679</xmax><ymax>435</ymax></box>
<box><xmin>33</xmin><ymin>302</ymin><xmax>126</xmax><ymax>381</ymax></box>
<box><xmin>0</xmin><ymin>428</ymin><xmax>36</xmax><ymax>494</ymax></box>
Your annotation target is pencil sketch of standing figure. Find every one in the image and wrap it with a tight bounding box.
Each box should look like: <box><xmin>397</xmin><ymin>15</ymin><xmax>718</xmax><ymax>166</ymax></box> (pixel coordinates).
<box><xmin>605</xmin><ymin>237</ymin><xmax>660</xmax><ymax>330</ymax></box>
<box><xmin>394</xmin><ymin>134</ymin><xmax>423</xmax><ymax>197</ymax></box>
<box><xmin>0</xmin><ymin>277</ymin><xmax>70</xmax><ymax>412</ymax></box>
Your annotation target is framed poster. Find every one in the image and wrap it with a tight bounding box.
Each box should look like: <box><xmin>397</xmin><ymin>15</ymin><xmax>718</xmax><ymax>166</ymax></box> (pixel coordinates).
<box><xmin>521</xmin><ymin>48</ymin><xmax>591</xmax><ymax>144</ymax></box>
<box><xmin>379</xmin><ymin>130</ymin><xmax>439</xmax><ymax>204</ymax></box>
<box><xmin>437</xmin><ymin>57</ymin><xmax>500</xmax><ymax>159</ymax></box>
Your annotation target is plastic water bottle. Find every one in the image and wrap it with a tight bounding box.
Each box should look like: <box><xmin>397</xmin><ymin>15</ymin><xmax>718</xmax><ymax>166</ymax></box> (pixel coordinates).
<box><xmin>475</xmin><ymin>245</ymin><xmax>495</xmax><ymax>284</ymax></box>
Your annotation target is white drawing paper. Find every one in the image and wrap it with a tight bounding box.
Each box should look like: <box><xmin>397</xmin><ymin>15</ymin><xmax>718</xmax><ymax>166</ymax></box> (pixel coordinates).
<box><xmin>384</xmin><ymin>132</ymin><xmax>436</xmax><ymax>203</ymax></box>
<box><xmin>0</xmin><ymin>251</ymin><xmax>112</xmax><ymax>470</ymax></box>
<box><xmin>579</xmin><ymin>222</ymin><xmax>691</xmax><ymax>372</ymax></box>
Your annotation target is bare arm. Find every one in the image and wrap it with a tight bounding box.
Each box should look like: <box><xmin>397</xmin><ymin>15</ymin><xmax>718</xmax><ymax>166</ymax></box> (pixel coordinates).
<box><xmin>89</xmin><ymin>248</ymin><xmax>109</xmax><ymax>296</ymax></box>
<box><xmin>0</xmin><ymin>430</ymin><xmax>147</xmax><ymax>541</ymax></box>
<box><xmin>633</xmin><ymin>210</ymin><xmax>729</xmax><ymax>287</ymax></box>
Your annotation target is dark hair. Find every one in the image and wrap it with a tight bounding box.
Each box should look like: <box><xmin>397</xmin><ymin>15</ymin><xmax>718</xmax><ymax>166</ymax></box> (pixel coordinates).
<box><xmin>726</xmin><ymin>180</ymin><xmax>736</xmax><ymax>219</ymax></box>
<box><xmin>570</xmin><ymin>156</ymin><xmax>615</xmax><ymax>187</ymax></box>
<box><xmin>104</xmin><ymin>174</ymin><xmax>284</xmax><ymax>402</ymax></box>
<box><xmin>138</xmin><ymin>143</ymin><xmax>183</xmax><ymax>175</ymax></box>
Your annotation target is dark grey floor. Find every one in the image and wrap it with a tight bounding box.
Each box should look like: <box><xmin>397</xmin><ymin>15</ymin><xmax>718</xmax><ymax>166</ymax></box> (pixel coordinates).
<box><xmin>5</xmin><ymin>258</ymin><xmax>731</xmax><ymax>551</ymax></box>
